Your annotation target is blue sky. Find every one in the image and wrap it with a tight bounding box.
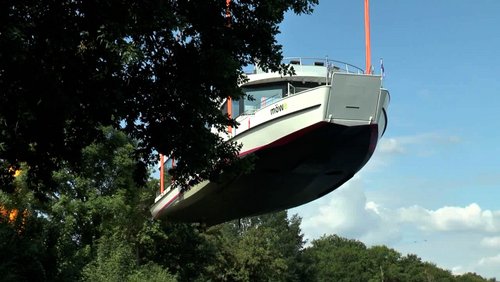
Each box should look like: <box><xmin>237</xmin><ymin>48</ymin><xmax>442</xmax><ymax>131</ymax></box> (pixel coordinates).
<box><xmin>282</xmin><ymin>1</ymin><xmax>500</xmax><ymax>278</ymax></box>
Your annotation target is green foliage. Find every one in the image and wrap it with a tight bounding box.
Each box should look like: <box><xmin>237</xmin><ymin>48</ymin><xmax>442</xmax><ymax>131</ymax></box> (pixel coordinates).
<box><xmin>0</xmin><ymin>127</ymin><xmax>496</xmax><ymax>282</ymax></box>
<box><xmin>0</xmin><ymin>0</ymin><xmax>319</xmax><ymax>195</ymax></box>
<box><xmin>301</xmin><ymin>235</ymin><xmax>495</xmax><ymax>282</ymax></box>
<box><xmin>456</xmin><ymin>272</ymin><xmax>497</xmax><ymax>282</ymax></box>
<box><xmin>202</xmin><ymin>211</ymin><xmax>306</xmax><ymax>282</ymax></box>
<box><xmin>138</xmin><ymin>221</ymin><xmax>217</xmax><ymax>281</ymax></box>
<box><xmin>46</xmin><ymin>128</ymin><xmax>150</xmax><ymax>280</ymax></box>
<box><xmin>303</xmin><ymin>234</ymin><xmax>371</xmax><ymax>281</ymax></box>
<box><xmin>0</xmin><ymin>128</ymin><xmax>174</xmax><ymax>281</ymax></box>
<box><xmin>82</xmin><ymin>235</ymin><xmax>176</xmax><ymax>282</ymax></box>
<box><xmin>126</xmin><ymin>263</ymin><xmax>177</xmax><ymax>282</ymax></box>
<box><xmin>0</xmin><ymin>218</ymin><xmax>49</xmax><ymax>282</ymax></box>
<box><xmin>82</xmin><ymin>235</ymin><xmax>136</xmax><ymax>281</ymax></box>
<box><xmin>0</xmin><ymin>169</ymin><xmax>56</xmax><ymax>281</ymax></box>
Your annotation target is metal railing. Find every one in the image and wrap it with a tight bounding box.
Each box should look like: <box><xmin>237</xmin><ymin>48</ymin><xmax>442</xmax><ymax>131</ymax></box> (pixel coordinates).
<box><xmin>282</xmin><ymin>57</ymin><xmax>365</xmax><ymax>75</ymax></box>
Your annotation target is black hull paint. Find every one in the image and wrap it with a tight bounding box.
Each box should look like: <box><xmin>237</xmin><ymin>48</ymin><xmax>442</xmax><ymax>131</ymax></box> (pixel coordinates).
<box><xmin>163</xmin><ymin>121</ymin><xmax>379</xmax><ymax>226</ymax></box>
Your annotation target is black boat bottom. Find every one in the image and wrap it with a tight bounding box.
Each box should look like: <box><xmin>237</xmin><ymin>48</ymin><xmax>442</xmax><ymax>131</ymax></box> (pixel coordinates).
<box><xmin>162</xmin><ymin>121</ymin><xmax>379</xmax><ymax>226</ymax></box>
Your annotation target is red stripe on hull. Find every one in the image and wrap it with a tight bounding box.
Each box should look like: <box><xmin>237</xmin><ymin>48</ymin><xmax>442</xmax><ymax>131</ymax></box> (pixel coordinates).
<box><xmin>239</xmin><ymin>122</ymin><xmax>330</xmax><ymax>157</ymax></box>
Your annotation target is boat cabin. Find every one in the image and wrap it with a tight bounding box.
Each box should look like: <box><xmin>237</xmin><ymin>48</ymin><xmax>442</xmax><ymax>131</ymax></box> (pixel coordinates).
<box><xmin>222</xmin><ymin>57</ymin><xmax>364</xmax><ymax>119</ymax></box>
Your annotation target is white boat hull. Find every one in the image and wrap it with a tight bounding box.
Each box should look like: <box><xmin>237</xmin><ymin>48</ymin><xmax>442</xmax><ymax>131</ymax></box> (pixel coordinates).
<box><xmin>151</xmin><ymin>72</ymin><xmax>389</xmax><ymax>226</ymax></box>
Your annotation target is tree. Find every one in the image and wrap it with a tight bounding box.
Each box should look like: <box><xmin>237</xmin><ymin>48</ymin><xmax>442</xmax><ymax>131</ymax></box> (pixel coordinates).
<box><xmin>303</xmin><ymin>234</ymin><xmax>372</xmax><ymax>281</ymax></box>
<box><xmin>301</xmin><ymin>236</ymin><xmax>495</xmax><ymax>282</ymax></box>
<box><xmin>43</xmin><ymin>127</ymin><xmax>151</xmax><ymax>280</ymax></box>
<box><xmin>201</xmin><ymin>211</ymin><xmax>306</xmax><ymax>281</ymax></box>
<box><xmin>0</xmin><ymin>216</ymin><xmax>50</xmax><ymax>282</ymax></box>
<box><xmin>0</xmin><ymin>168</ymin><xmax>58</xmax><ymax>281</ymax></box>
<box><xmin>82</xmin><ymin>234</ymin><xmax>176</xmax><ymax>282</ymax></box>
<box><xmin>256</xmin><ymin>212</ymin><xmax>306</xmax><ymax>281</ymax></box>
<box><xmin>3</xmin><ymin>149</ymin><xmax>497</xmax><ymax>282</ymax></box>
<box><xmin>138</xmin><ymin>220</ymin><xmax>218</xmax><ymax>281</ymax></box>
<box><xmin>0</xmin><ymin>127</ymin><xmax>179</xmax><ymax>281</ymax></box>
<box><xmin>50</xmin><ymin>127</ymin><xmax>218</xmax><ymax>281</ymax></box>
<box><xmin>456</xmin><ymin>272</ymin><xmax>497</xmax><ymax>282</ymax></box>
<box><xmin>365</xmin><ymin>245</ymin><xmax>405</xmax><ymax>281</ymax></box>
<box><xmin>0</xmin><ymin>0</ymin><xmax>318</xmax><ymax>197</ymax></box>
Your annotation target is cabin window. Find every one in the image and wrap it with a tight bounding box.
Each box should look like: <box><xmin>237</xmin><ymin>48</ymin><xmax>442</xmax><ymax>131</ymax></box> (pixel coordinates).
<box><xmin>241</xmin><ymin>84</ymin><xmax>284</xmax><ymax>114</ymax></box>
<box><xmin>226</xmin><ymin>81</ymin><xmax>325</xmax><ymax>117</ymax></box>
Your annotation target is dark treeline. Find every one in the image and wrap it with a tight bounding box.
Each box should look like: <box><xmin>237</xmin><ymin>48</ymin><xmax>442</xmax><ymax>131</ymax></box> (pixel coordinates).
<box><xmin>0</xmin><ymin>129</ymin><xmax>495</xmax><ymax>282</ymax></box>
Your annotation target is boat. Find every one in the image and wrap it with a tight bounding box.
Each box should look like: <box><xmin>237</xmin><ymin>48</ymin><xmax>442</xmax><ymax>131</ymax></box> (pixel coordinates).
<box><xmin>151</xmin><ymin>57</ymin><xmax>390</xmax><ymax>226</ymax></box>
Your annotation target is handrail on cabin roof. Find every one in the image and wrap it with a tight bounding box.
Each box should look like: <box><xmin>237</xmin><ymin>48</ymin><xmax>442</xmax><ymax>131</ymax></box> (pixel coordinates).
<box><xmin>282</xmin><ymin>57</ymin><xmax>365</xmax><ymax>74</ymax></box>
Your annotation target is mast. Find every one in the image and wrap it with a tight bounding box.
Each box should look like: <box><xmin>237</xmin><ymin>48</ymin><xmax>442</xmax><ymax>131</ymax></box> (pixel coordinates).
<box><xmin>364</xmin><ymin>0</ymin><xmax>371</xmax><ymax>74</ymax></box>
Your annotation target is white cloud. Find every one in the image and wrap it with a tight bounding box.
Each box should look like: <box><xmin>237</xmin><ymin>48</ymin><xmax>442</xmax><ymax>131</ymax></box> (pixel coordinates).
<box><xmin>378</xmin><ymin>138</ymin><xmax>405</xmax><ymax>155</ymax></box>
<box><xmin>481</xmin><ymin>236</ymin><xmax>500</xmax><ymax>248</ymax></box>
<box><xmin>478</xmin><ymin>253</ymin><xmax>500</xmax><ymax>266</ymax></box>
<box><xmin>451</xmin><ymin>265</ymin><xmax>465</xmax><ymax>275</ymax></box>
<box><xmin>298</xmin><ymin>176</ymin><xmax>500</xmax><ymax>246</ymax></box>
<box><xmin>396</xmin><ymin>132</ymin><xmax>461</xmax><ymax>146</ymax></box>
<box><xmin>302</xmin><ymin>180</ymin><xmax>376</xmax><ymax>237</ymax></box>
<box><xmin>475</xmin><ymin>254</ymin><xmax>500</xmax><ymax>279</ymax></box>
<box><xmin>450</xmin><ymin>253</ymin><xmax>500</xmax><ymax>279</ymax></box>
<box><xmin>366</xmin><ymin>132</ymin><xmax>462</xmax><ymax>172</ymax></box>
<box><xmin>294</xmin><ymin>167</ymin><xmax>500</xmax><ymax>279</ymax></box>
<box><xmin>298</xmin><ymin>178</ymin><xmax>400</xmax><ymax>246</ymax></box>
<box><xmin>393</xmin><ymin>133</ymin><xmax>461</xmax><ymax>158</ymax></box>
<box><xmin>295</xmin><ymin>183</ymin><xmax>500</xmax><ymax>278</ymax></box>
<box><xmin>365</xmin><ymin>201</ymin><xmax>380</xmax><ymax>214</ymax></box>
<box><xmin>398</xmin><ymin>204</ymin><xmax>500</xmax><ymax>233</ymax></box>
